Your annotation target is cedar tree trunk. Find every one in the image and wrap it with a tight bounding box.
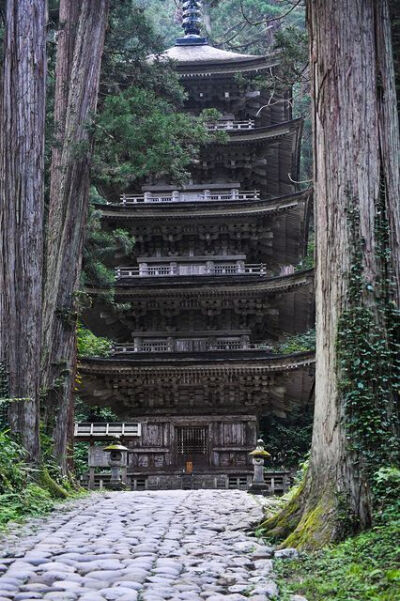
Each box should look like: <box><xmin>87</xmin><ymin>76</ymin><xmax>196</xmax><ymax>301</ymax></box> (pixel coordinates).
<box><xmin>42</xmin><ymin>0</ymin><xmax>109</xmax><ymax>472</ymax></box>
<box><xmin>262</xmin><ymin>0</ymin><xmax>400</xmax><ymax>548</ymax></box>
<box><xmin>0</xmin><ymin>0</ymin><xmax>46</xmax><ymax>460</ymax></box>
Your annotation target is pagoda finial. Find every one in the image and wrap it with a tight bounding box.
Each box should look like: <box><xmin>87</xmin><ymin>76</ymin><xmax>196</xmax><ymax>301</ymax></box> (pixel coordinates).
<box><xmin>176</xmin><ymin>1</ymin><xmax>208</xmax><ymax>46</ymax></box>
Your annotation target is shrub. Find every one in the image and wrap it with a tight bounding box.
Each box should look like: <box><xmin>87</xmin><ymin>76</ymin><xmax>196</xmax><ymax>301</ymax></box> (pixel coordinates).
<box><xmin>273</xmin><ymin>329</ymin><xmax>316</xmax><ymax>354</ymax></box>
<box><xmin>0</xmin><ymin>429</ymin><xmax>28</xmax><ymax>493</ymax></box>
<box><xmin>77</xmin><ymin>324</ymin><xmax>113</xmax><ymax>358</ymax></box>
<box><xmin>372</xmin><ymin>466</ymin><xmax>400</xmax><ymax>522</ymax></box>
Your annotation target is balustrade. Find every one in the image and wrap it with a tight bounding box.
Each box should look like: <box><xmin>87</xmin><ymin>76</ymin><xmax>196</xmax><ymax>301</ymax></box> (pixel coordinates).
<box><xmin>74</xmin><ymin>422</ymin><xmax>141</xmax><ymax>438</ymax></box>
<box><xmin>118</xmin><ymin>188</ymin><xmax>260</xmax><ymax>205</ymax></box>
<box><xmin>204</xmin><ymin>119</ymin><xmax>255</xmax><ymax>131</ymax></box>
<box><xmin>115</xmin><ymin>262</ymin><xmax>267</xmax><ymax>279</ymax></box>
<box><xmin>113</xmin><ymin>338</ymin><xmax>271</xmax><ymax>354</ymax></box>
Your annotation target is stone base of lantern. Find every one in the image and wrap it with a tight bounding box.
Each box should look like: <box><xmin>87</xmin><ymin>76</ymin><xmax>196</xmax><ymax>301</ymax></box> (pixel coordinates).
<box><xmin>105</xmin><ymin>480</ymin><xmax>127</xmax><ymax>491</ymax></box>
<box><xmin>247</xmin><ymin>481</ymin><xmax>269</xmax><ymax>495</ymax></box>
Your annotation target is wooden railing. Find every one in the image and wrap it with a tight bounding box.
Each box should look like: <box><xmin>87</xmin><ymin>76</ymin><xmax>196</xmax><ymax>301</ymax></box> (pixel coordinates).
<box><xmin>115</xmin><ymin>263</ymin><xmax>267</xmax><ymax>279</ymax></box>
<box><xmin>204</xmin><ymin>119</ymin><xmax>255</xmax><ymax>131</ymax></box>
<box><xmin>118</xmin><ymin>189</ymin><xmax>260</xmax><ymax>205</ymax></box>
<box><xmin>263</xmin><ymin>471</ymin><xmax>293</xmax><ymax>494</ymax></box>
<box><xmin>74</xmin><ymin>422</ymin><xmax>141</xmax><ymax>438</ymax></box>
<box><xmin>80</xmin><ymin>472</ymin><xmax>292</xmax><ymax>492</ymax></box>
<box><xmin>113</xmin><ymin>338</ymin><xmax>272</xmax><ymax>354</ymax></box>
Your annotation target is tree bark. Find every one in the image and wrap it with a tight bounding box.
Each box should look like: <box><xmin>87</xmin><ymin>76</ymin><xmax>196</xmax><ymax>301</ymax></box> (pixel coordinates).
<box><xmin>262</xmin><ymin>0</ymin><xmax>400</xmax><ymax>548</ymax></box>
<box><xmin>42</xmin><ymin>0</ymin><xmax>109</xmax><ymax>472</ymax></box>
<box><xmin>375</xmin><ymin>1</ymin><xmax>400</xmax><ymax>302</ymax></box>
<box><xmin>0</xmin><ymin>0</ymin><xmax>46</xmax><ymax>460</ymax></box>
<box><xmin>389</xmin><ymin>0</ymin><xmax>400</xmax><ymax>115</ymax></box>
<box><xmin>47</xmin><ymin>0</ymin><xmax>80</xmax><ymax>223</ymax></box>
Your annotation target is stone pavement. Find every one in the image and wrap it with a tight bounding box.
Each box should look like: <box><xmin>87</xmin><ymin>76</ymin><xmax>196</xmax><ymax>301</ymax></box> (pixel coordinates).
<box><xmin>0</xmin><ymin>490</ymin><xmax>293</xmax><ymax>601</ymax></box>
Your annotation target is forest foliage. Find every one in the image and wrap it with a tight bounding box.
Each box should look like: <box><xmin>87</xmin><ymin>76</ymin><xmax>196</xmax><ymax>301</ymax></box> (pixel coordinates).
<box><xmin>93</xmin><ymin>89</ymin><xmax>223</xmax><ymax>198</ymax></box>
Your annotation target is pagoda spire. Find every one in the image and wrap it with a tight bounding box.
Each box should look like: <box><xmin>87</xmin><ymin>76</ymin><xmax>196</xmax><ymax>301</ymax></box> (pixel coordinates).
<box><xmin>176</xmin><ymin>0</ymin><xmax>208</xmax><ymax>46</ymax></box>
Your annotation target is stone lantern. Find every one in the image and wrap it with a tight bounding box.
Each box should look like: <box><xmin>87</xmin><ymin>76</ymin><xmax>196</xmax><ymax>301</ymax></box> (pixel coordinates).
<box><xmin>248</xmin><ymin>438</ymin><xmax>270</xmax><ymax>495</ymax></box>
<box><xmin>103</xmin><ymin>440</ymin><xmax>129</xmax><ymax>490</ymax></box>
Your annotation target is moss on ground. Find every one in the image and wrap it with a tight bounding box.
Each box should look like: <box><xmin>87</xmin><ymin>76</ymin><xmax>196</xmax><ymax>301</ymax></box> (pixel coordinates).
<box><xmin>275</xmin><ymin>518</ymin><xmax>400</xmax><ymax>601</ymax></box>
<box><xmin>40</xmin><ymin>466</ymin><xmax>70</xmax><ymax>499</ymax></box>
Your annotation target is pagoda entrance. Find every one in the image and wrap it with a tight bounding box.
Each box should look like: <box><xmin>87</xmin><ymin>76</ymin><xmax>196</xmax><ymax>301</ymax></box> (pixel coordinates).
<box><xmin>176</xmin><ymin>426</ymin><xmax>209</xmax><ymax>472</ymax></box>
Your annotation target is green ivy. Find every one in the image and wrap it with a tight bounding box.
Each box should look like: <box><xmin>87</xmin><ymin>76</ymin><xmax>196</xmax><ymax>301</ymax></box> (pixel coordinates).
<box><xmin>372</xmin><ymin>466</ymin><xmax>400</xmax><ymax>523</ymax></box>
<box><xmin>0</xmin><ymin>363</ymin><xmax>9</xmax><ymax>429</ymax></box>
<box><xmin>337</xmin><ymin>200</ymin><xmax>400</xmax><ymax>478</ymax></box>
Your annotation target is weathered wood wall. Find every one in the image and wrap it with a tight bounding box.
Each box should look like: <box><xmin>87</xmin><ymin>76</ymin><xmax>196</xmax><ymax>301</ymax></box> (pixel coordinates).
<box><xmin>126</xmin><ymin>415</ymin><xmax>257</xmax><ymax>474</ymax></box>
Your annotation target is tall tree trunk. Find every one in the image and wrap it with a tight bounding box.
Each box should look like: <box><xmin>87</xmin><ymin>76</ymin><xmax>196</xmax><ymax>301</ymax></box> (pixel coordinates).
<box><xmin>0</xmin><ymin>0</ymin><xmax>46</xmax><ymax>460</ymax></box>
<box><xmin>262</xmin><ymin>0</ymin><xmax>400</xmax><ymax>548</ymax></box>
<box><xmin>389</xmin><ymin>0</ymin><xmax>400</xmax><ymax>115</ymax></box>
<box><xmin>376</xmin><ymin>1</ymin><xmax>400</xmax><ymax>300</ymax></box>
<box><xmin>42</xmin><ymin>0</ymin><xmax>109</xmax><ymax>473</ymax></box>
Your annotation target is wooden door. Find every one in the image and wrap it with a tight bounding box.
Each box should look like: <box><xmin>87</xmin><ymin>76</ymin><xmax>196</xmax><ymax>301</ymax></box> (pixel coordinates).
<box><xmin>175</xmin><ymin>426</ymin><xmax>209</xmax><ymax>471</ymax></box>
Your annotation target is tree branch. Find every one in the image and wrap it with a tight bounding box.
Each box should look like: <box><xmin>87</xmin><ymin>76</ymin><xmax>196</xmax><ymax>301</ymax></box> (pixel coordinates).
<box><xmin>239</xmin><ymin>0</ymin><xmax>303</xmax><ymax>27</ymax></box>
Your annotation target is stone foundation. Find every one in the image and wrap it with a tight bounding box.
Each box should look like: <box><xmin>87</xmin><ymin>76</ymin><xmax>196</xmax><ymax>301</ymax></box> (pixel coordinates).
<box><xmin>81</xmin><ymin>471</ymin><xmax>252</xmax><ymax>491</ymax></box>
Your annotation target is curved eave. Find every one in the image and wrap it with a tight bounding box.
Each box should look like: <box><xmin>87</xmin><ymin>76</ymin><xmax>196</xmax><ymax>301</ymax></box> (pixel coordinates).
<box><xmin>151</xmin><ymin>52</ymin><xmax>278</xmax><ymax>78</ymax></box>
<box><xmin>176</xmin><ymin>57</ymin><xmax>278</xmax><ymax>77</ymax></box>
<box><xmin>78</xmin><ymin>351</ymin><xmax>315</xmax><ymax>374</ymax></box>
<box><xmin>226</xmin><ymin>118</ymin><xmax>301</xmax><ymax>144</ymax></box>
<box><xmin>96</xmin><ymin>190</ymin><xmax>310</xmax><ymax>222</ymax></box>
<box><xmin>86</xmin><ymin>269</ymin><xmax>313</xmax><ymax>299</ymax></box>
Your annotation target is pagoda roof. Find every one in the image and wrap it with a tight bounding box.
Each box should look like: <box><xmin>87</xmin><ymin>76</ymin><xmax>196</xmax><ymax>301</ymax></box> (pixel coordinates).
<box><xmin>79</xmin><ymin>350</ymin><xmax>314</xmax><ymax>369</ymax></box>
<box><xmin>149</xmin><ymin>44</ymin><xmax>278</xmax><ymax>76</ymax></box>
<box><xmin>97</xmin><ymin>190</ymin><xmax>309</xmax><ymax>221</ymax></box>
<box><xmin>77</xmin><ymin>351</ymin><xmax>315</xmax><ymax>417</ymax></box>
<box><xmin>86</xmin><ymin>268</ymin><xmax>313</xmax><ymax>298</ymax></box>
<box><xmin>149</xmin><ymin>1</ymin><xmax>277</xmax><ymax>76</ymax></box>
<box><xmin>160</xmin><ymin>44</ymin><xmax>260</xmax><ymax>64</ymax></box>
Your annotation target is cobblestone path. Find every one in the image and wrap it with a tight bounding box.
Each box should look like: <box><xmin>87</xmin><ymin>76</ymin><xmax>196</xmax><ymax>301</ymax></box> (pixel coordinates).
<box><xmin>0</xmin><ymin>491</ymin><xmax>284</xmax><ymax>601</ymax></box>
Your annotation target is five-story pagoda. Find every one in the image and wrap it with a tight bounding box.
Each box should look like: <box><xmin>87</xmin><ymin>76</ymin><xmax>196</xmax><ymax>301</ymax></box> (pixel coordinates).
<box><xmin>79</xmin><ymin>1</ymin><xmax>314</xmax><ymax>490</ymax></box>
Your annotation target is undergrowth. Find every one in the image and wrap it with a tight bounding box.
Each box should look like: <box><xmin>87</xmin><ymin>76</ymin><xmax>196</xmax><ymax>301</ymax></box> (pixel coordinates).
<box><xmin>275</xmin><ymin>518</ymin><xmax>400</xmax><ymax>601</ymax></box>
<box><xmin>0</xmin><ymin>429</ymin><xmax>86</xmax><ymax>528</ymax></box>
<box><xmin>272</xmin><ymin>466</ymin><xmax>400</xmax><ymax>600</ymax></box>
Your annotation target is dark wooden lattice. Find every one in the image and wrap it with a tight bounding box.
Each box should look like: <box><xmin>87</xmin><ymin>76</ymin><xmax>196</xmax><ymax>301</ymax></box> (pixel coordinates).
<box><xmin>176</xmin><ymin>426</ymin><xmax>208</xmax><ymax>455</ymax></box>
